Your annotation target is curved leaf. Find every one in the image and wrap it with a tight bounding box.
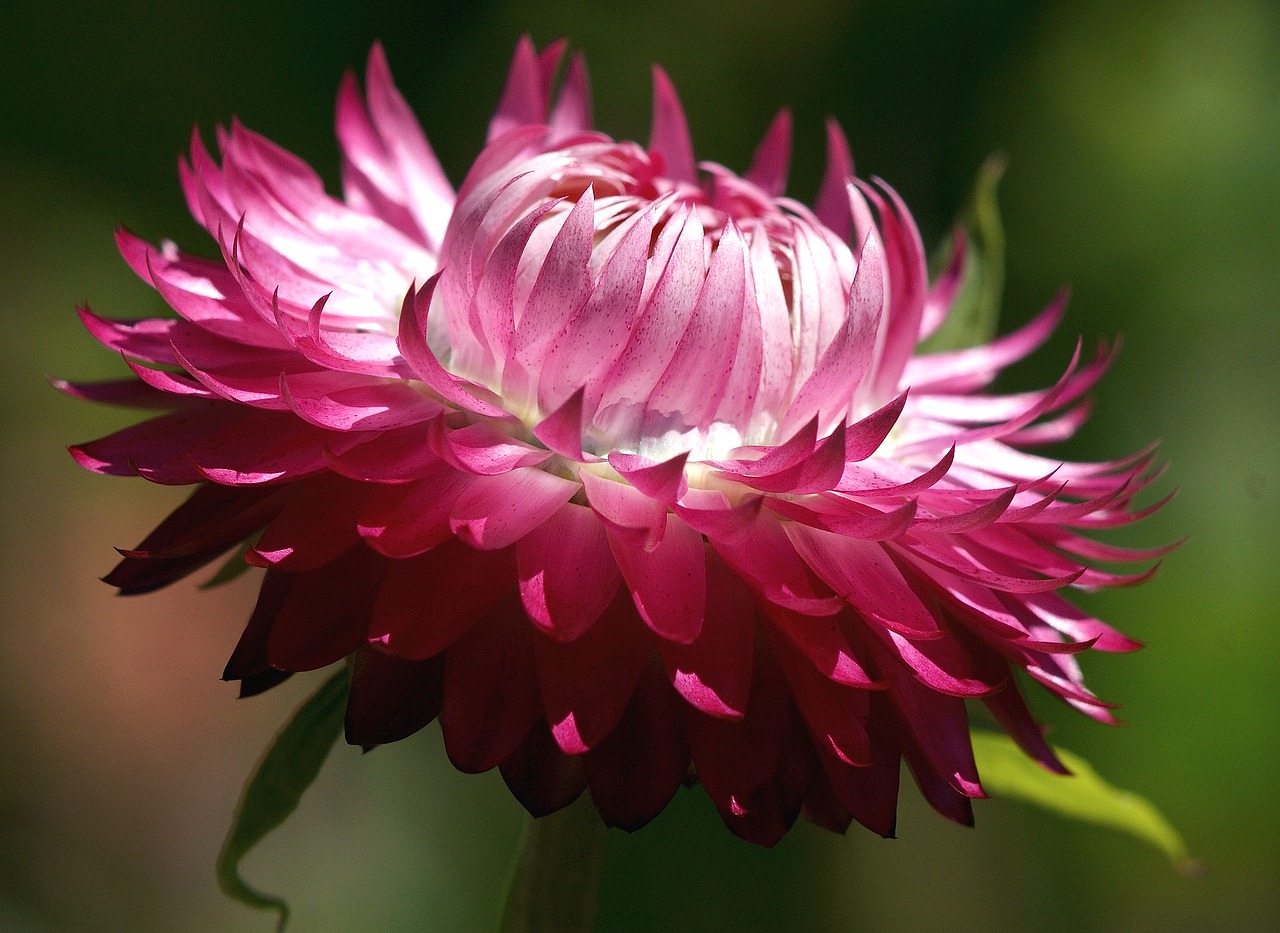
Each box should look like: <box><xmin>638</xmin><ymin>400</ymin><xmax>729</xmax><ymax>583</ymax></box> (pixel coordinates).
<box><xmin>971</xmin><ymin>730</ymin><xmax>1199</xmax><ymax>875</ymax></box>
<box><xmin>218</xmin><ymin>668</ymin><xmax>350</xmax><ymax>930</ymax></box>
<box><xmin>923</xmin><ymin>153</ymin><xmax>1006</xmax><ymax>353</ymax></box>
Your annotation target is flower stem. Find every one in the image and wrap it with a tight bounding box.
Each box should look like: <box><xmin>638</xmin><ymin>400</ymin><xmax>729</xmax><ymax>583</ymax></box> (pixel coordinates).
<box><xmin>498</xmin><ymin>793</ymin><xmax>609</xmax><ymax>933</ymax></box>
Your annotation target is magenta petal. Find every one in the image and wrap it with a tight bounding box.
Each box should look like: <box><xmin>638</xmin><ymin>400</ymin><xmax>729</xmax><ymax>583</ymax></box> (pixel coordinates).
<box><xmin>548</xmin><ymin>52</ymin><xmax>593</xmax><ymax>141</ymax></box>
<box><xmin>250</xmin><ymin>475</ymin><xmax>368</xmax><ymax>570</ymax></box>
<box><xmin>518</xmin><ymin>502</ymin><xmax>622</xmax><ymax>642</ymax></box>
<box><xmin>532</xmin><ymin>387</ymin><xmax>589</xmax><ymax>460</ymax></box>
<box><xmin>780</xmin><ymin>232</ymin><xmax>885</xmax><ymax>437</ymax></box>
<box><xmin>786</xmin><ymin>524</ymin><xmax>942</xmax><ymax>638</ymax></box>
<box><xmin>449</xmin><ymin>467</ymin><xmax>580</xmax><ymax>550</ymax></box>
<box><xmin>814</xmin><ymin>119</ymin><xmax>855</xmax><ymax>241</ymax></box>
<box><xmin>488</xmin><ymin>36</ymin><xmax>545</xmax><ymax>142</ymax></box>
<box><xmin>878</xmin><ymin>654</ymin><xmax>985</xmax><ymax>800</ymax></box>
<box><xmin>536</xmin><ymin>588</ymin><xmax>652</xmax><ymax>754</ymax></box>
<box><xmin>325</xmin><ymin>426</ymin><xmax>449</xmax><ymax>484</ymax></box>
<box><xmin>648</xmin><ymin>66</ymin><xmax>697</xmax><ymax>184</ymax></box>
<box><xmin>745</xmin><ymin>109</ymin><xmax>792</xmax><ymax>197</ymax></box>
<box><xmin>72</xmin><ymin>403</ymin><xmax>244</xmax><ymax>484</ymax></box>
<box><xmin>711</xmin><ymin>512</ymin><xmax>843</xmax><ymax>616</ymax></box>
<box><xmin>396</xmin><ymin>277</ymin><xmax>514</xmax><ymax>419</ymax></box>
<box><xmin>657</xmin><ymin>551</ymin><xmax>754</xmax><ymax>718</ymax></box>
<box><xmin>608</xmin><ymin>450</ymin><xmax>689</xmax><ymax>503</ymax></box>
<box><xmin>763</xmin><ymin>603</ymin><xmax>883</xmax><ymax>688</ymax></box>
<box><xmin>766</xmin><ymin>622</ymin><xmax>872</xmax><ymax>767</ymax></box>
<box><xmin>76</xmin><ymin>306</ymin><xmax>180</xmax><ymax>365</ymax></box>
<box><xmin>608</xmin><ymin>513</ymin><xmax>706</xmax><ymax>644</ymax></box>
<box><xmin>432</xmin><ymin>420</ymin><xmax>551</xmax><ymax>475</ymax></box>
<box><xmin>358</xmin><ymin>464</ymin><xmax>473</xmax><ymax>557</ymax></box>
<box><xmin>580</xmin><ymin>469</ymin><xmax>668</xmax><ymax>549</ymax></box>
<box><xmin>507</xmin><ymin>187</ymin><xmax>596</xmax><ymax>394</ymax></box>
<box><xmin>370</xmin><ymin>540</ymin><xmax>515</xmax><ymax>659</ymax></box>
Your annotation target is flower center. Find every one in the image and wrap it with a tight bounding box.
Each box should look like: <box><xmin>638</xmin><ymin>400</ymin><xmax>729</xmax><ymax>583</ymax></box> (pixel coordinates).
<box><xmin>434</xmin><ymin>137</ymin><xmax>857</xmax><ymax>465</ymax></box>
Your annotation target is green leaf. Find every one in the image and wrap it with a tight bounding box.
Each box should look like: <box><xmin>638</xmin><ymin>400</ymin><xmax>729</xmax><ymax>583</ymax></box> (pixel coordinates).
<box><xmin>971</xmin><ymin>730</ymin><xmax>1199</xmax><ymax>875</ymax></box>
<box><xmin>921</xmin><ymin>153</ymin><xmax>1007</xmax><ymax>353</ymax></box>
<box><xmin>217</xmin><ymin>668</ymin><xmax>350</xmax><ymax>930</ymax></box>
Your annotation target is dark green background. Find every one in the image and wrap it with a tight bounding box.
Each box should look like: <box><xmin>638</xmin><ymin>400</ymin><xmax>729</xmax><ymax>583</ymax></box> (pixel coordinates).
<box><xmin>2</xmin><ymin>1</ymin><xmax>1276</xmax><ymax>930</ymax></box>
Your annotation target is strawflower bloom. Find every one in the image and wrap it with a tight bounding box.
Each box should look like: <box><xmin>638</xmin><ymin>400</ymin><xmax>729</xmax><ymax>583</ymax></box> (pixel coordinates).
<box><xmin>66</xmin><ymin>39</ymin><xmax>1169</xmax><ymax>845</ymax></box>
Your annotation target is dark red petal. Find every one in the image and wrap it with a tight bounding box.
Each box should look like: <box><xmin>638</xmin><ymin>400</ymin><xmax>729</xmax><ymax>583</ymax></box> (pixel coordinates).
<box><xmin>500</xmin><ymin>720</ymin><xmax>589</xmax><ymax>818</ymax></box>
<box><xmin>224</xmin><ymin>568</ymin><xmax>294</xmax><ymax>682</ymax></box>
<box><xmin>585</xmin><ymin>661</ymin><xmax>692</xmax><ymax>832</ymax></box>
<box><xmin>345</xmin><ymin>645</ymin><xmax>445</xmax><ymax>748</ymax></box>
<box><xmin>106</xmin><ymin>483</ymin><xmax>282</xmax><ymax>594</ymax></box>
<box><xmin>808</xmin><ymin>698</ymin><xmax>902</xmax><ymax>838</ymax></box>
<box><xmin>440</xmin><ymin>592</ymin><xmax>541</xmax><ymax>774</ymax></box>
<box><xmin>249</xmin><ymin>474</ymin><xmax>371</xmax><ymax>571</ymax></box>
<box><xmin>687</xmin><ymin>638</ymin><xmax>811</xmax><ymax>846</ymax></box>
<box><xmin>265</xmin><ymin>545</ymin><xmax>387</xmax><ymax>672</ymax></box>
<box><xmin>535</xmin><ymin>589</ymin><xmax>653</xmax><ymax>755</ymax></box>
<box><xmin>370</xmin><ymin>540</ymin><xmax>516</xmax><ymax>660</ymax></box>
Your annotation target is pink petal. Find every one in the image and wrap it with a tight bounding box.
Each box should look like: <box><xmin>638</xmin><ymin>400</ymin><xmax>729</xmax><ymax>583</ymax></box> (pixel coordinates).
<box><xmin>431</xmin><ymin>420</ymin><xmax>551</xmax><ymax>476</ymax></box>
<box><xmin>657</xmin><ymin>551</ymin><xmax>755</xmax><ymax>718</ymax></box>
<box><xmin>607</xmin><ymin>512</ymin><xmax>706</xmax><ymax>644</ymax></box>
<box><xmin>449</xmin><ymin>467</ymin><xmax>580</xmax><ymax>550</ymax></box>
<box><xmin>580</xmin><ymin>469</ymin><xmax>668</xmax><ymax>550</ymax></box>
<box><xmin>813</xmin><ymin>119</ymin><xmax>854</xmax><ymax>241</ymax></box>
<box><xmin>786</xmin><ymin>524</ymin><xmax>942</xmax><ymax>639</ymax></box>
<box><xmin>648</xmin><ymin>66</ymin><xmax>696</xmax><ymax>184</ymax></box>
<box><xmin>745</xmin><ymin>109</ymin><xmax>792</xmax><ymax>197</ymax></box>
<box><xmin>358</xmin><ymin>463</ymin><xmax>473</xmax><ymax>557</ymax></box>
<box><xmin>517</xmin><ymin>502</ymin><xmax>622</xmax><ymax>642</ymax></box>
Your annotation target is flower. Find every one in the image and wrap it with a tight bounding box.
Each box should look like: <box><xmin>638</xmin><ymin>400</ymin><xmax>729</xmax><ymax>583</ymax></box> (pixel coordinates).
<box><xmin>66</xmin><ymin>38</ymin><xmax>1169</xmax><ymax>846</ymax></box>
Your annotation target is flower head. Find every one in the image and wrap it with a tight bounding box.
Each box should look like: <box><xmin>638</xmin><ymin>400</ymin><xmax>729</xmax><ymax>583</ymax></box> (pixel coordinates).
<box><xmin>66</xmin><ymin>39</ymin><xmax>1169</xmax><ymax>844</ymax></box>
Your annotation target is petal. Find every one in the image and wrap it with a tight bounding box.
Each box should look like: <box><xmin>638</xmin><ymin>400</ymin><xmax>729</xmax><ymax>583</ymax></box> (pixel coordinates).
<box><xmin>608</xmin><ymin>512</ymin><xmax>706</xmax><ymax>644</ymax></box>
<box><xmin>585</xmin><ymin>662</ymin><xmax>691</xmax><ymax>831</ymax></box>
<box><xmin>440</xmin><ymin>592</ymin><xmax>542</xmax><ymax>773</ymax></box>
<box><xmin>358</xmin><ymin>462</ymin><xmax>473</xmax><ymax>557</ymax></box>
<box><xmin>786</xmin><ymin>524</ymin><xmax>942</xmax><ymax>639</ymax></box>
<box><xmin>535</xmin><ymin>588</ymin><xmax>652</xmax><ymax>754</ymax></box>
<box><xmin>745</xmin><ymin>109</ymin><xmax>792</xmax><ymax>197</ymax></box>
<box><xmin>265</xmin><ymin>545</ymin><xmax>386</xmax><ymax>672</ymax></box>
<box><xmin>345</xmin><ymin>646</ymin><xmax>445</xmax><ymax>747</ymax></box>
<box><xmin>500</xmin><ymin>720</ymin><xmax>589</xmax><ymax>817</ymax></box>
<box><xmin>449</xmin><ymin>467</ymin><xmax>580</xmax><ymax>550</ymax></box>
<box><xmin>369</xmin><ymin>539</ymin><xmax>516</xmax><ymax>659</ymax></box>
<box><xmin>517</xmin><ymin>502</ymin><xmax>622</xmax><ymax>642</ymax></box>
<box><xmin>648</xmin><ymin>66</ymin><xmax>696</xmax><ymax>184</ymax></box>
<box><xmin>657</xmin><ymin>550</ymin><xmax>755</xmax><ymax>718</ymax></box>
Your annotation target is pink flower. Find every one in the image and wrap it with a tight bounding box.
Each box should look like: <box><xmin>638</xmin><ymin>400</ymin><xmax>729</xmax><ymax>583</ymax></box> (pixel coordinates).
<box><xmin>66</xmin><ymin>39</ymin><xmax>1169</xmax><ymax>844</ymax></box>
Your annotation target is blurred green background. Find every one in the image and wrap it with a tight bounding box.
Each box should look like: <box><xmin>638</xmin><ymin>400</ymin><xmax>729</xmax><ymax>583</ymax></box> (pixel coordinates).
<box><xmin>1</xmin><ymin>0</ymin><xmax>1276</xmax><ymax>930</ymax></box>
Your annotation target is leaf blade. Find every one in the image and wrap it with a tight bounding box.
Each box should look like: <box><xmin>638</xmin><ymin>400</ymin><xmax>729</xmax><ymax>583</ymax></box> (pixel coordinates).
<box><xmin>922</xmin><ymin>153</ymin><xmax>1007</xmax><ymax>353</ymax></box>
<box><xmin>971</xmin><ymin>729</ymin><xmax>1198</xmax><ymax>874</ymax></box>
<box><xmin>217</xmin><ymin>668</ymin><xmax>350</xmax><ymax>930</ymax></box>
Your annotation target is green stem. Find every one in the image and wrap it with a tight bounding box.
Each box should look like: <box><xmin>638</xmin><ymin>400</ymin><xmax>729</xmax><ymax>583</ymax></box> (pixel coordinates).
<box><xmin>498</xmin><ymin>793</ymin><xmax>609</xmax><ymax>933</ymax></box>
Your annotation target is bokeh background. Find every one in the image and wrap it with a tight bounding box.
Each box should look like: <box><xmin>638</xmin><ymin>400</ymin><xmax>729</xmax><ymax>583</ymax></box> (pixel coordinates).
<box><xmin>1</xmin><ymin>0</ymin><xmax>1276</xmax><ymax>930</ymax></box>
